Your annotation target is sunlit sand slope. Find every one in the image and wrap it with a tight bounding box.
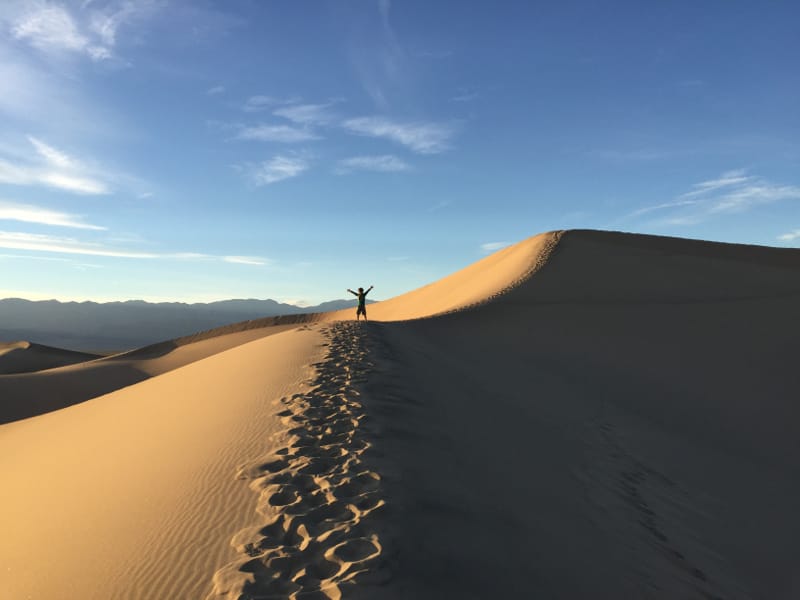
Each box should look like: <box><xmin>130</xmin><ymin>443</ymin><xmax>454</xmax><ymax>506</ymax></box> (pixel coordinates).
<box><xmin>0</xmin><ymin>324</ymin><xmax>299</xmax><ymax>423</ymax></box>
<box><xmin>0</xmin><ymin>325</ymin><xmax>324</xmax><ymax>600</ymax></box>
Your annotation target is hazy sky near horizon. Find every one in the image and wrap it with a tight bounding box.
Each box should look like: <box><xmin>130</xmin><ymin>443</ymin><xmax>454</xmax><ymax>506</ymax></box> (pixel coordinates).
<box><xmin>1</xmin><ymin>0</ymin><xmax>798</xmax><ymax>304</ymax></box>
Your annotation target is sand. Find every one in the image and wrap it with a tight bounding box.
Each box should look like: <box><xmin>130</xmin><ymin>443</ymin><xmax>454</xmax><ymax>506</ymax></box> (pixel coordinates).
<box><xmin>0</xmin><ymin>325</ymin><xmax>324</xmax><ymax>600</ymax></box>
<box><xmin>2</xmin><ymin>229</ymin><xmax>799</xmax><ymax>599</ymax></box>
<box><xmin>0</xmin><ymin>324</ymin><xmax>301</xmax><ymax>424</ymax></box>
<box><xmin>0</xmin><ymin>340</ymin><xmax>99</xmax><ymax>374</ymax></box>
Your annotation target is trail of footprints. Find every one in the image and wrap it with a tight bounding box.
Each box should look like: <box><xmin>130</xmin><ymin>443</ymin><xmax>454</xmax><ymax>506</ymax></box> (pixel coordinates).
<box><xmin>209</xmin><ymin>322</ymin><xmax>386</xmax><ymax>600</ymax></box>
<box><xmin>589</xmin><ymin>422</ymin><xmax>728</xmax><ymax>600</ymax></box>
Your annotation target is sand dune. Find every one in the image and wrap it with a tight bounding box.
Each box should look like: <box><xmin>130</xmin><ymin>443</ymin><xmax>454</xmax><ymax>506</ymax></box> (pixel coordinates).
<box><xmin>0</xmin><ymin>233</ymin><xmax>558</xmax><ymax>424</ymax></box>
<box><xmin>361</xmin><ymin>230</ymin><xmax>800</xmax><ymax>598</ymax></box>
<box><xmin>0</xmin><ymin>340</ymin><xmax>99</xmax><ymax>375</ymax></box>
<box><xmin>325</xmin><ymin>231</ymin><xmax>561</xmax><ymax>322</ymax></box>
<box><xmin>0</xmin><ymin>325</ymin><xmax>325</xmax><ymax>600</ymax></box>
<box><xmin>2</xmin><ymin>229</ymin><xmax>799</xmax><ymax>599</ymax></box>
<box><xmin>0</xmin><ymin>324</ymin><xmax>300</xmax><ymax>424</ymax></box>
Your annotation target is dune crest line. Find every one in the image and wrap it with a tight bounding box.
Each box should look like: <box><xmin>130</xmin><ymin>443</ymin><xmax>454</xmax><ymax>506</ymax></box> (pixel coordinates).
<box><xmin>208</xmin><ymin>321</ymin><xmax>387</xmax><ymax>600</ymax></box>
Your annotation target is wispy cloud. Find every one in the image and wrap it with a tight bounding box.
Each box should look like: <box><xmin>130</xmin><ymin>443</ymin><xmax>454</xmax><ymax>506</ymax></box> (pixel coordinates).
<box><xmin>343</xmin><ymin>0</ymin><xmax>405</xmax><ymax>110</ymax></box>
<box><xmin>274</xmin><ymin>103</ymin><xmax>336</xmax><ymax>125</ymax></box>
<box><xmin>628</xmin><ymin>170</ymin><xmax>800</xmax><ymax>225</ymax></box>
<box><xmin>0</xmin><ymin>230</ymin><xmax>270</xmax><ymax>265</ymax></box>
<box><xmin>249</xmin><ymin>155</ymin><xmax>310</xmax><ymax>185</ymax></box>
<box><xmin>414</xmin><ymin>49</ymin><xmax>454</xmax><ymax>60</ymax></box>
<box><xmin>11</xmin><ymin>5</ymin><xmax>98</xmax><ymax>56</ymax></box>
<box><xmin>0</xmin><ymin>136</ymin><xmax>110</xmax><ymax>194</ymax></box>
<box><xmin>206</xmin><ymin>85</ymin><xmax>225</xmax><ymax>95</ymax></box>
<box><xmin>778</xmin><ymin>230</ymin><xmax>800</xmax><ymax>242</ymax></box>
<box><xmin>41</xmin><ymin>172</ymin><xmax>110</xmax><ymax>194</ymax></box>
<box><xmin>8</xmin><ymin>1</ymin><xmax>159</xmax><ymax>62</ymax></box>
<box><xmin>706</xmin><ymin>181</ymin><xmax>800</xmax><ymax>213</ymax></box>
<box><xmin>28</xmin><ymin>136</ymin><xmax>74</xmax><ymax>168</ymax></box>
<box><xmin>427</xmin><ymin>200</ymin><xmax>451</xmax><ymax>212</ymax></box>
<box><xmin>0</xmin><ymin>231</ymin><xmax>156</xmax><ymax>258</ymax></box>
<box><xmin>0</xmin><ymin>200</ymin><xmax>105</xmax><ymax>230</ymax></box>
<box><xmin>224</xmin><ymin>255</ymin><xmax>269</xmax><ymax>266</ymax></box>
<box><xmin>593</xmin><ymin>149</ymin><xmax>672</xmax><ymax>162</ymax></box>
<box><xmin>236</xmin><ymin>124</ymin><xmax>320</xmax><ymax>143</ymax></box>
<box><xmin>342</xmin><ymin>117</ymin><xmax>455</xmax><ymax>154</ymax></box>
<box><xmin>480</xmin><ymin>241</ymin><xmax>512</xmax><ymax>253</ymax></box>
<box><xmin>243</xmin><ymin>96</ymin><xmax>279</xmax><ymax>112</ymax></box>
<box><xmin>0</xmin><ymin>38</ymin><xmax>117</xmax><ymax>135</ymax></box>
<box><xmin>88</xmin><ymin>1</ymin><xmax>155</xmax><ymax>48</ymax></box>
<box><xmin>628</xmin><ymin>198</ymin><xmax>700</xmax><ymax>218</ymax></box>
<box><xmin>0</xmin><ymin>158</ymin><xmax>110</xmax><ymax>194</ymax></box>
<box><xmin>335</xmin><ymin>154</ymin><xmax>409</xmax><ymax>174</ymax></box>
<box><xmin>679</xmin><ymin>169</ymin><xmax>752</xmax><ymax>198</ymax></box>
<box><xmin>451</xmin><ymin>89</ymin><xmax>478</xmax><ymax>102</ymax></box>
<box><xmin>243</xmin><ymin>95</ymin><xmax>300</xmax><ymax>112</ymax></box>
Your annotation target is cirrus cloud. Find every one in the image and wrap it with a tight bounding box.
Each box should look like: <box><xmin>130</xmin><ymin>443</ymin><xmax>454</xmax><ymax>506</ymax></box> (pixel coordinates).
<box><xmin>248</xmin><ymin>155</ymin><xmax>310</xmax><ymax>185</ymax></box>
<box><xmin>0</xmin><ymin>200</ymin><xmax>105</xmax><ymax>230</ymax></box>
<box><xmin>480</xmin><ymin>241</ymin><xmax>512</xmax><ymax>253</ymax></box>
<box><xmin>0</xmin><ymin>230</ymin><xmax>156</xmax><ymax>258</ymax></box>
<box><xmin>342</xmin><ymin>116</ymin><xmax>455</xmax><ymax>154</ymax></box>
<box><xmin>777</xmin><ymin>230</ymin><xmax>800</xmax><ymax>242</ymax></box>
<box><xmin>628</xmin><ymin>170</ymin><xmax>800</xmax><ymax>225</ymax></box>
<box><xmin>0</xmin><ymin>136</ymin><xmax>110</xmax><ymax>195</ymax></box>
<box><xmin>236</xmin><ymin>124</ymin><xmax>320</xmax><ymax>143</ymax></box>
<box><xmin>7</xmin><ymin>0</ymin><xmax>161</xmax><ymax>62</ymax></box>
<box><xmin>335</xmin><ymin>154</ymin><xmax>409</xmax><ymax>174</ymax></box>
<box><xmin>224</xmin><ymin>255</ymin><xmax>270</xmax><ymax>266</ymax></box>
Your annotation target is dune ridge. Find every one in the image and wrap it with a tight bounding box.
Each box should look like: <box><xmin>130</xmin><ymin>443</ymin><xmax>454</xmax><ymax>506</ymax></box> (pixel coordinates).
<box><xmin>0</xmin><ymin>232</ymin><xmax>564</xmax><ymax>424</ymax></box>
<box><xmin>325</xmin><ymin>230</ymin><xmax>563</xmax><ymax>322</ymax></box>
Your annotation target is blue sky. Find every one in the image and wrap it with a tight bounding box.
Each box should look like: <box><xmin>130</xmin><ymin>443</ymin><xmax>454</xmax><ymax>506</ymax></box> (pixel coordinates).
<box><xmin>1</xmin><ymin>0</ymin><xmax>798</xmax><ymax>304</ymax></box>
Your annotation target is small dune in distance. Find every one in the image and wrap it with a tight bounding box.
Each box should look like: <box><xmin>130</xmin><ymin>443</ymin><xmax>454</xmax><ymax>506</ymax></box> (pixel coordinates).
<box><xmin>1</xmin><ymin>229</ymin><xmax>799</xmax><ymax>599</ymax></box>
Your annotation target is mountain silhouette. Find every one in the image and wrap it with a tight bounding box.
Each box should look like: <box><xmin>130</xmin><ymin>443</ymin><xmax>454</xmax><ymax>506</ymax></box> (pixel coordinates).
<box><xmin>0</xmin><ymin>297</ymin><xmax>372</xmax><ymax>351</ymax></box>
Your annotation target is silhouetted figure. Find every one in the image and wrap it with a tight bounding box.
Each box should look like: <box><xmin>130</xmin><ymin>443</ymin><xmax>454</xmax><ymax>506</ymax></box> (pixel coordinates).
<box><xmin>347</xmin><ymin>285</ymin><xmax>373</xmax><ymax>320</ymax></box>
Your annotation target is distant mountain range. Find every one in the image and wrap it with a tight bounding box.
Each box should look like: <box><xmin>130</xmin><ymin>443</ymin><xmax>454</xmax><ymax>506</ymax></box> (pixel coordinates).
<box><xmin>0</xmin><ymin>297</ymin><xmax>371</xmax><ymax>352</ymax></box>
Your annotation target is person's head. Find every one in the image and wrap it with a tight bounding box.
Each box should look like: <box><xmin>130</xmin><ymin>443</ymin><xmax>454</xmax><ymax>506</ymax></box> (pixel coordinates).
<box><xmin>358</xmin><ymin>287</ymin><xmax>364</xmax><ymax>292</ymax></box>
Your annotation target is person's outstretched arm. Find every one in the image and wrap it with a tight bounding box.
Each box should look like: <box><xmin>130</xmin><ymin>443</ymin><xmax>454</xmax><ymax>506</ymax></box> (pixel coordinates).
<box><xmin>364</xmin><ymin>285</ymin><xmax>374</xmax><ymax>296</ymax></box>
<box><xmin>347</xmin><ymin>289</ymin><xmax>357</xmax><ymax>296</ymax></box>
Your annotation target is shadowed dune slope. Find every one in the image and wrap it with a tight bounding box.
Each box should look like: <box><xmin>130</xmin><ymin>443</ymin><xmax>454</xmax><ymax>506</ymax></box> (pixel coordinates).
<box><xmin>0</xmin><ymin>341</ymin><xmax>100</xmax><ymax>375</ymax></box>
<box><xmin>365</xmin><ymin>229</ymin><xmax>800</xmax><ymax>599</ymax></box>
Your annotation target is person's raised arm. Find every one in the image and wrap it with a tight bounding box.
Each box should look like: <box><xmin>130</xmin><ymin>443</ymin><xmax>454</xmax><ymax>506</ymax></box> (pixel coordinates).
<box><xmin>347</xmin><ymin>289</ymin><xmax>357</xmax><ymax>296</ymax></box>
<box><xmin>364</xmin><ymin>285</ymin><xmax>374</xmax><ymax>296</ymax></box>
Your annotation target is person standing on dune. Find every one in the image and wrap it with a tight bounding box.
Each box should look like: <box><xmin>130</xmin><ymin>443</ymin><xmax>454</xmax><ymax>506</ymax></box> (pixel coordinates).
<box><xmin>347</xmin><ymin>285</ymin><xmax>373</xmax><ymax>321</ymax></box>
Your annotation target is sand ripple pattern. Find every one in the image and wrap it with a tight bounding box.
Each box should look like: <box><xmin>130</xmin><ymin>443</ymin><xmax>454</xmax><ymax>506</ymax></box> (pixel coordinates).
<box><xmin>208</xmin><ymin>322</ymin><xmax>386</xmax><ymax>600</ymax></box>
